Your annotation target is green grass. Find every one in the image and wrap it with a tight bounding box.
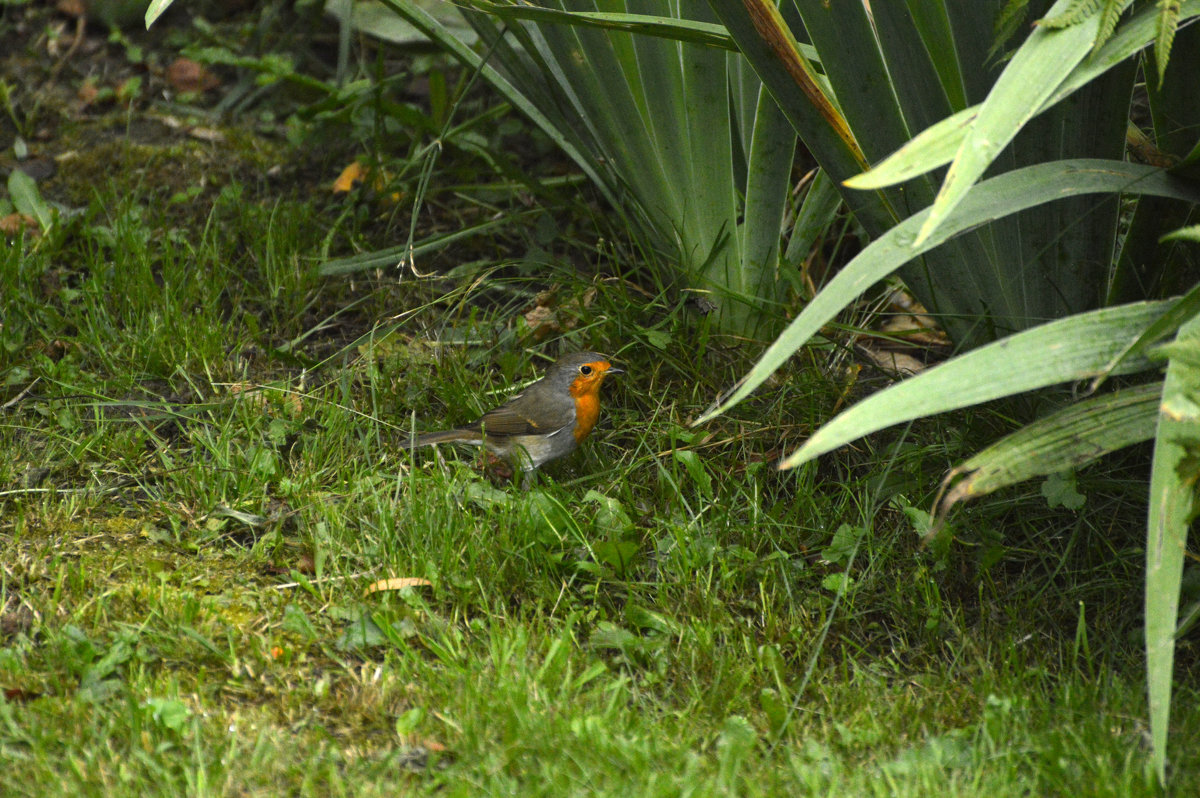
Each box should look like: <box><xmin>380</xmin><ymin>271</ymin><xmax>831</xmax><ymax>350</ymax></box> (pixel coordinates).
<box><xmin>1</xmin><ymin>115</ymin><xmax>1197</xmax><ymax>798</ymax></box>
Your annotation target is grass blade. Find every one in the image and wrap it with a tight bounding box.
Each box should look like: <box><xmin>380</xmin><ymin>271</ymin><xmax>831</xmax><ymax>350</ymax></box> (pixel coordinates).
<box><xmin>458</xmin><ymin>2</ymin><xmax>737</xmax><ymax>50</ymax></box>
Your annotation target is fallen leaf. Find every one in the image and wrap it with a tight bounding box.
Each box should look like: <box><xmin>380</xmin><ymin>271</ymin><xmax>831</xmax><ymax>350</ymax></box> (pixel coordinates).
<box><xmin>857</xmin><ymin>345</ymin><xmax>925</xmax><ymax>377</ymax></box>
<box><xmin>0</xmin><ymin>214</ymin><xmax>41</xmax><ymax>238</ymax></box>
<box><xmin>76</xmin><ymin>79</ymin><xmax>101</xmax><ymax>106</ymax></box>
<box><xmin>55</xmin><ymin>0</ymin><xmax>86</xmax><ymax>18</ymax></box>
<box><xmin>331</xmin><ymin>161</ymin><xmax>402</xmax><ymax>204</ymax></box>
<box><xmin>522</xmin><ymin>304</ymin><xmax>559</xmax><ymax>339</ymax></box>
<box><xmin>166</xmin><ymin>58</ymin><xmax>221</xmax><ymax>93</ymax></box>
<box><xmin>3</xmin><ymin>687</ymin><xmax>41</xmax><ymax>702</ymax></box>
<box><xmin>332</xmin><ymin>162</ymin><xmax>367</xmax><ymax>194</ymax></box>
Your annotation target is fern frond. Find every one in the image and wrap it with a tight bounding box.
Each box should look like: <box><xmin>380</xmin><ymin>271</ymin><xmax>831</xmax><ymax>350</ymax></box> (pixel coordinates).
<box><xmin>1154</xmin><ymin>0</ymin><xmax>1182</xmax><ymax>86</ymax></box>
<box><xmin>989</xmin><ymin>0</ymin><xmax>1032</xmax><ymax>61</ymax></box>
<box><xmin>1039</xmin><ymin>0</ymin><xmax>1105</xmax><ymax>28</ymax></box>
<box><xmin>1037</xmin><ymin>0</ymin><xmax>1134</xmax><ymax>51</ymax></box>
<box><xmin>1094</xmin><ymin>0</ymin><xmax>1129</xmax><ymax>49</ymax></box>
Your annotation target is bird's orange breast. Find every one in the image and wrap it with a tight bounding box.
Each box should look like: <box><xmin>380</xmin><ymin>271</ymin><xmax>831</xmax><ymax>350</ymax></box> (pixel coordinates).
<box><xmin>571</xmin><ymin>392</ymin><xmax>601</xmax><ymax>443</ymax></box>
<box><xmin>569</xmin><ymin>372</ymin><xmax>608</xmax><ymax>443</ymax></box>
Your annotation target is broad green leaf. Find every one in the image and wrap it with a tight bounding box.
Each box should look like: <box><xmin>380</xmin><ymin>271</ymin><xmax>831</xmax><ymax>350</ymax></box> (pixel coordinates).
<box><xmin>781</xmin><ymin>300</ymin><xmax>1171</xmax><ymax>468</ymax></box>
<box><xmin>706</xmin><ymin>0</ymin><xmax>887</xmax><ymax>235</ymax></box>
<box><xmin>935</xmin><ymin>382</ymin><xmax>1161</xmax><ymax>518</ymax></box>
<box><xmin>1161</xmin><ymin>224</ymin><xmax>1200</xmax><ymax>244</ymax></box>
<box><xmin>791</xmin><ymin>0</ymin><xmax>915</xmax><ymax>167</ymax></box>
<box><xmin>1145</xmin><ymin>313</ymin><xmax>1200</xmax><ymax>785</ymax></box>
<box><xmin>913</xmin><ymin>0</ymin><xmax>1109</xmax><ymax>246</ymax></box>
<box><xmin>733</xmin><ymin>85</ymin><xmax>795</xmax><ymax>316</ymax></box>
<box><xmin>8</xmin><ymin>169</ymin><xmax>53</xmax><ymax>232</ymax></box>
<box><xmin>431</xmin><ymin>1</ymin><xmax>781</xmax><ymax>331</ymax></box>
<box><xmin>697</xmin><ymin>159</ymin><xmax>1200</xmax><ymax>424</ymax></box>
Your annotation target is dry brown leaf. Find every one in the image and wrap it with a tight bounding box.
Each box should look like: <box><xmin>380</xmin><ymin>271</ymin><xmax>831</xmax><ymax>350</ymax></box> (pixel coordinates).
<box><xmin>0</xmin><ymin>214</ymin><xmax>41</xmax><ymax>238</ymax></box>
<box><xmin>166</xmin><ymin>57</ymin><xmax>220</xmax><ymax>93</ymax></box>
<box><xmin>522</xmin><ymin>304</ymin><xmax>560</xmax><ymax>339</ymax></box>
<box><xmin>76</xmin><ymin>78</ymin><xmax>100</xmax><ymax>106</ymax></box>
<box><xmin>281</xmin><ymin>392</ymin><xmax>302</xmax><ymax>418</ymax></box>
<box><xmin>55</xmin><ymin>0</ymin><xmax>86</xmax><ymax>18</ymax></box>
<box><xmin>364</xmin><ymin>577</ymin><xmax>433</xmax><ymax>596</ymax></box>
<box><xmin>878</xmin><ymin>314</ymin><xmax>951</xmax><ymax>347</ymax></box>
<box><xmin>858</xmin><ymin>346</ymin><xmax>925</xmax><ymax>377</ymax></box>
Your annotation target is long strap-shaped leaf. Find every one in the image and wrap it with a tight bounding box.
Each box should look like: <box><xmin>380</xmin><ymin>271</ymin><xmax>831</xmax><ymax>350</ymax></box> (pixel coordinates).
<box><xmin>912</xmin><ymin>0</ymin><xmax>1126</xmax><ymax>246</ymax></box>
<box><xmin>1145</xmin><ymin>314</ymin><xmax>1200</xmax><ymax>785</ymax></box>
<box><xmin>458</xmin><ymin>2</ymin><xmax>737</xmax><ymax>50</ymax></box>
<box><xmin>379</xmin><ymin>0</ymin><xmax>617</xmax><ymax>209</ymax></box>
<box><xmin>848</xmin><ymin>0</ymin><xmax>1200</xmax><ymax>191</ymax></box>
<box><xmin>696</xmin><ymin>159</ymin><xmax>1200</xmax><ymax>424</ymax></box>
<box><xmin>935</xmin><ymin>381</ymin><xmax>1162</xmax><ymax>518</ymax></box>
<box><xmin>779</xmin><ymin>299</ymin><xmax>1171</xmax><ymax>468</ymax></box>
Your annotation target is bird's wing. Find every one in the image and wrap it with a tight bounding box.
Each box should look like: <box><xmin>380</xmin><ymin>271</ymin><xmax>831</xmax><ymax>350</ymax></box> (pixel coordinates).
<box><xmin>469</xmin><ymin>393</ymin><xmax>574</xmax><ymax>437</ymax></box>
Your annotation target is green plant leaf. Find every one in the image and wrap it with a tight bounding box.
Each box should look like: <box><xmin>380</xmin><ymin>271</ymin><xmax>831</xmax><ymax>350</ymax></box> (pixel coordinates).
<box><xmin>847</xmin><ymin>0</ymin><xmax>1200</xmax><ymax>191</ymax></box>
<box><xmin>459</xmin><ymin>2</ymin><xmax>737</xmax><ymax>50</ymax></box>
<box><xmin>8</xmin><ymin>169</ymin><xmax>53</xmax><ymax>232</ymax></box>
<box><xmin>782</xmin><ymin>168</ymin><xmax>841</xmax><ymax>277</ymax></box>
<box><xmin>935</xmin><ymin>382</ymin><xmax>1161</xmax><ymax>519</ymax></box>
<box><xmin>1090</xmin><ymin>281</ymin><xmax>1200</xmax><ymax>390</ymax></box>
<box><xmin>913</xmin><ymin>0</ymin><xmax>1105</xmax><ymax>246</ymax></box>
<box><xmin>1160</xmin><ymin>224</ymin><xmax>1200</xmax><ymax>244</ymax></box>
<box><xmin>144</xmin><ymin>0</ymin><xmax>174</xmax><ymax>28</ymax></box>
<box><xmin>780</xmin><ymin>299</ymin><xmax>1171</xmax><ymax>468</ymax></box>
<box><xmin>697</xmin><ymin>159</ymin><xmax>1200</xmax><ymax>424</ymax></box>
<box><xmin>1145</xmin><ymin>313</ymin><xmax>1200</xmax><ymax>785</ymax></box>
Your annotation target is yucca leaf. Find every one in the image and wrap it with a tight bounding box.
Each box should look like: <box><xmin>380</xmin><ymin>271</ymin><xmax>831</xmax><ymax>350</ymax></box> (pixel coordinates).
<box><xmin>696</xmin><ymin>159</ymin><xmax>1200</xmax><ymax>424</ymax></box>
<box><xmin>848</xmin><ymin>0</ymin><xmax>1200</xmax><ymax>191</ymax></box>
<box><xmin>780</xmin><ymin>300</ymin><xmax>1171</xmax><ymax>468</ymax></box>
<box><xmin>1145</xmin><ymin>313</ymin><xmax>1200</xmax><ymax>784</ymax></box>
<box><xmin>457</xmin><ymin>2</ymin><xmax>737</xmax><ymax>50</ymax></box>
<box><xmin>782</xmin><ymin>168</ymin><xmax>841</xmax><ymax>273</ymax></box>
<box><xmin>1091</xmin><ymin>282</ymin><xmax>1200</xmax><ymax>389</ymax></box>
<box><xmin>914</xmin><ymin>0</ymin><xmax>1104</xmax><ymax>246</ymax></box>
<box><xmin>935</xmin><ymin>381</ymin><xmax>1161</xmax><ymax>518</ymax></box>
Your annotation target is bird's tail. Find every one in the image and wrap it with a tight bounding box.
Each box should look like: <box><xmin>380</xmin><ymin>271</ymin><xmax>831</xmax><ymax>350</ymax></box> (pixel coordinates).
<box><xmin>403</xmin><ymin>429</ymin><xmax>481</xmax><ymax>449</ymax></box>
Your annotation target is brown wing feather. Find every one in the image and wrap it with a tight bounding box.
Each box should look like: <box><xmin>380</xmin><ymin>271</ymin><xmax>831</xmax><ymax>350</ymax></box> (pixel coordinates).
<box><xmin>467</xmin><ymin>392</ymin><xmax>574</xmax><ymax>437</ymax></box>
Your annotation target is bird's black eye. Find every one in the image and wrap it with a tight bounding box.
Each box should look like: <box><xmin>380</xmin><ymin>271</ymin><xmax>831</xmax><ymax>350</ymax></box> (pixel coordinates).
<box><xmin>579</xmin><ymin>365</ymin><xmax>593</xmax><ymax>376</ymax></box>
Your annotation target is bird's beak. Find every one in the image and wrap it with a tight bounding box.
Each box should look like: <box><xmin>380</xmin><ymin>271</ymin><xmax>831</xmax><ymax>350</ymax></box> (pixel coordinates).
<box><xmin>606</xmin><ymin>365</ymin><xmax>624</xmax><ymax>375</ymax></box>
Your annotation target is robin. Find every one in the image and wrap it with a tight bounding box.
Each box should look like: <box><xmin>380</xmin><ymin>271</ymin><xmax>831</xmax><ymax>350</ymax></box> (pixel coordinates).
<box><xmin>404</xmin><ymin>352</ymin><xmax>622</xmax><ymax>476</ymax></box>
